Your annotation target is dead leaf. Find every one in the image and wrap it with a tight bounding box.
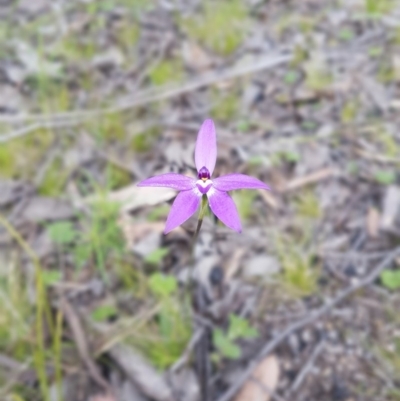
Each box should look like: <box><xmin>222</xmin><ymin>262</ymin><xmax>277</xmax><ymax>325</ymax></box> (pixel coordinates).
<box><xmin>234</xmin><ymin>355</ymin><xmax>280</xmax><ymax>401</ymax></box>
<box><xmin>0</xmin><ymin>180</ymin><xmax>27</xmax><ymax>207</ymax></box>
<box><xmin>367</xmin><ymin>207</ymin><xmax>380</xmax><ymax>238</ymax></box>
<box><xmin>243</xmin><ymin>255</ymin><xmax>281</xmax><ymax>280</ymax></box>
<box><xmin>359</xmin><ymin>75</ymin><xmax>389</xmax><ymax>113</ymax></box>
<box><xmin>109</xmin><ymin>344</ymin><xmax>174</xmax><ymax>401</ymax></box>
<box><xmin>0</xmin><ymin>85</ymin><xmax>24</xmax><ymax>112</ymax></box>
<box><xmin>91</xmin><ymin>48</ymin><xmax>125</xmax><ymax>69</ymax></box>
<box><xmin>13</xmin><ymin>40</ymin><xmax>62</xmax><ymax>78</ymax></box>
<box><xmin>17</xmin><ymin>0</ymin><xmax>48</xmax><ymax>15</ymax></box>
<box><xmin>381</xmin><ymin>186</ymin><xmax>400</xmax><ymax>230</ymax></box>
<box><xmin>118</xmin><ymin>217</ymin><xmax>165</xmax><ymax>248</ymax></box>
<box><xmin>182</xmin><ymin>40</ymin><xmax>213</xmax><ymax>72</ymax></box>
<box><xmin>84</xmin><ymin>184</ymin><xmax>176</xmax><ymax>213</ymax></box>
<box><xmin>225</xmin><ymin>247</ymin><xmax>246</xmax><ymax>280</ymax></box>
<box><xmin>169</xmin><ymin>368</ymin><xmax>199</xmax><ymax>401</ymax></box>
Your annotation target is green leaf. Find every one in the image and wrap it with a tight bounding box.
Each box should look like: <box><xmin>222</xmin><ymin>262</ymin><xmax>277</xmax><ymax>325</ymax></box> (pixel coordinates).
<box><xmin>381</xmin><ymin>270</ymin><xmax>400</xmax><ymax>290</ymax></box>
<box><xmin>284</xmin><ymin>70</ymin><xmax>299</xmax><ymax>84</ymax></box>
<box><xmin>213</xmin><ymin>328</ymin><xmax>241</xmax><ymax>359</ymax></box>
<box><xmin>47</xmin><ymin>221</ymin><xmax>77</xmax><ymax>244</ymax></box>
<box><xmin>247</xmin><ymin>155</ymin><xmax>264</xmax><ymax>166</ymax></box>
<box><xmin>375</xmin><ymin>170</ymin><xmax>396</xmax><ymax>185</ymax></box>
<box><xmin>91</xmin><ymin>304</ymin><xmax>117</xmax><ymax>322</ymax></box>
<box><xmin>282</xmin><ymin>151</ymin><xmax>300</xmax><ymax>163</ymax></box>
<box><xmin>301</xmin><ymin>120</ymin><xmax>317</xmax><ymax>131</ymax></box>
<box><xmin>237</xmin><ymin>119</ymin><xmax>250</xmax><ymax>133</ymax></box>
<box><xmin>158</xmin><ymin>308</ymin><xmax>176</xmax><ymax>337</ymax></box>
<box><xmin>149</xmin><ymin>273</ymin><xmax>177</xmax><ymax>298</ymax></box>
<box><xmin>42</xmin><ymin>270</ymin><xmax>62</xmax><ymax>286</ymax></box>
<box><xmin>338</xmin><ymin>28</ymin><xmax>354</xmax><ymax>41</ymax></box>
<box><xmin>144</xmin><ymin>247</ymin><xmax>169</xmax><ymax>265</ymax></box>
<box><xmin>368</xmin><ymin>47</ymin><xmax>383</xmax><ymax>58</ymax></box>
<box><xmin>228</xmin><ymin>314</ymin><xmax>259</xmax><ymax>341</ymax></box>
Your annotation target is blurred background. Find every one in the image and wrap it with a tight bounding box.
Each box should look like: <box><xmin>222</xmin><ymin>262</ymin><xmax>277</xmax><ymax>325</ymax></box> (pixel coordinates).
<box><xmin>0</xmin><ymin>0</ymin><xmax>400</xmax><ymax>400</ymax></box>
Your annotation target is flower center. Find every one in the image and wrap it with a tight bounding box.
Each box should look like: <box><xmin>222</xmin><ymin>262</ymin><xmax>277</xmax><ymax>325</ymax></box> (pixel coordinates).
<box><xmin>198</xmin><ymin>166</ymin><xmax>211</xmax><ymax>181</ymax></box>
<box><xmin>196</xmin><ymin>179</ymin><xmax>213</xmax><ymax>194</ymax></box>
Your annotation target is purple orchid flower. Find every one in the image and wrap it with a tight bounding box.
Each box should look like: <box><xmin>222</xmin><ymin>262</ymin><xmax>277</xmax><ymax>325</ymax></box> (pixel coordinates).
<box><xmin>137</xmin><ymin>119</ymin><xmax>270</xmax><ymax>234</ymax></box>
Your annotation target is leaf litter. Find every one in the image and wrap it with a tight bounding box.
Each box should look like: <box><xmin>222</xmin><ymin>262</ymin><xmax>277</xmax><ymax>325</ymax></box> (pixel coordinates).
<box><xmin>0</xmin><ymin>0</ymin><xmax>400</xmax><ymax>401</ymax></box>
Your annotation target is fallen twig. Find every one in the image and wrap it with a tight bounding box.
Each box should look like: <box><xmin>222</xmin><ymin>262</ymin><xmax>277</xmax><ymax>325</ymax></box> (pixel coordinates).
<box><xmin>280</xmin><ymin>168</ymin><xmax>338</xmax><ymax>192</ymax></box>
<box><xmin>170</xmin><ymin>328</ymin><xmax>205</xmax><ymax>373</ymax></box>
<box><xmin>216</xmin><ymin>247</ymin><xmax>400</xmax><ymax>401</ymax></box>
<box><xmin>60</xmin><ymin>298</ymin><xmax>111</xmax><ymax>394</ymax></box>
<box><xmin>0</xmin><ymin>53</ymin><xmax>291</xmax><ymax>126</ymax></box>
<box><xmin>289</xmin><ymin>340</ymin><xmax>325</xmax><ymax>395</ymax></box>
<box><xmin>0</xmin><ymin>119</ymin><xmax>85</xmax><ymax>144</ymax></box>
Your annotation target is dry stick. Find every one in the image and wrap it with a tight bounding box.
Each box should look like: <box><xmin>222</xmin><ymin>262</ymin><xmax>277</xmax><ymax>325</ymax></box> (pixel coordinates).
<box><xmin>216</xmin><ymin>247</ymin><xmax>400</xmax><ymax>401</ymax></box>
<box><xmin>60</xmin><ymin>298</ymin><xmax>112</xmax><ymax>395</ymax></box>
<box><xmin>170</xmin><ymin>328</ymin><xmax>205</xmax><ymax>373</ymax></box>
<box><xmin>0</xmin><ymin>119</ymin><xmax>84</xmax><ymax>143</ymax></box>
<box><xmin>0</xmin><ymin>53</ymin><xmax>292</xmax><ymax>125</ymax></box>
<box><xmin>289</xmin><ymin>340</ymin><xmax>325</xmax><ymax>395</ymax></box>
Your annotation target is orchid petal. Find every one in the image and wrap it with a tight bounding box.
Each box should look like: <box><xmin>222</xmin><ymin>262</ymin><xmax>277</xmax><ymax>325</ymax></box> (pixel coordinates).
<box><xmin>195</xmin><ymin>119</ymin><xmax>217</xmax><ymax>175</ymax></box>
<box><xmin>164</xmin><ymin>189</ymin><xmax>201</xmax><ymax>234</ymax></box>
<box><xmin>137</xmin><ymin>173</ymin><xmax>195</xmax><ymax>191</ymax></box>
<box><xmin>207</xmin><ymin>188</ymin><xmax>241</xmax><ymax>232</ymax></box>
<box><xmin>213</xmin><ymin>174</ymin><xmax>270</xmax><ymax>192</ymax></box>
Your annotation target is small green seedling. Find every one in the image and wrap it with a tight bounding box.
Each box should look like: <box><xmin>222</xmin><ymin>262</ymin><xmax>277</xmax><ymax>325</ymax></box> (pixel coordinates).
<box><xmin>365</xmin><ymin>0</ymin><xmax>394</xmax><ymax>15</ymax></box>
<box><xmin>233</xmin><ymin>191</ymin><xmax>257</xmax><ymax>221</ymax></box>
<box><xmin>295</xmin><ymin>190</ymin><xmax>321</xmax><ymax>219</ymax></box>
<box><xmin>338</xmin><ymin>28</ymin><xmax>354</xmax><ymax>41</ymax></box>
<box><xmin>374</xmin><ymin>170</ymin><xmax>396</xmax><ymax>185</ymax></box>
<box><xmin>368</xmin><ymin>47</ymin><xmax>383</xmax><ymax>57</ymax></box>
<box><xmin>213</xmin><ymin>314</ymin><xmax>258</xmax><ymax>359</ymax></box>
<box><xmin>381</xmin><ymin>270</ymin><xmax>400</xmax><ymax>290</ymax></box>
<box><xmin>47</xmin><ymin>221</ymin><xmax>78</xmax><ymax>245</ymax></box>
<box><xmin>41</xmin><ymin>270</ymin><xmax>62</xmax><ymax>286</ymax></box>
<box><xmin>282</xmin><ymin>150</ymin><xmax>301</xmax><ymax>163</ymax></box>
<box><xmin>144</xmin><ymin>248</ymin><xmax>169</xmax><ymax>266</ymax></box>
<box><xmin>236</xmin><ymin>119</ymin><xmax>251</xmax><ymax>133</ymax></box>
<box><xmin>91</xmin><ymin>304</ymin><xmax>118</xmax><ymax>322</ymax></box>
<box><xmin>284</xmin><ymin>70</ymin><xmax>300</xmax><ymax>85</ymax></box>
<box><xmin>341</xmin><ymin>100</ymin><xmax>359</xmax><ymax>123</ymax></box>
<box><xmin>131</xmin><ymin>273</ymin><xmax>191</xmax><ymax>369</ymax></box>
<box><xmin>149</xmin><ymin>59</ymin><xmax>184</xmax><ymax>86</ymax></box>
<box><xmin>148</xmin><ymin>273</ymin><xmax>177</xmax><ymax>298</ymax></box>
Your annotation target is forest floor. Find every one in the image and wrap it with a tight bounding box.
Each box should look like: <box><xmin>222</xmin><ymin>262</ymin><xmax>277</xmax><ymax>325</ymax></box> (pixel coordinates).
<box><xmin>1</xmin><ymin>0</ymin><xmax>400</xmax><ymax>400</ymax></box>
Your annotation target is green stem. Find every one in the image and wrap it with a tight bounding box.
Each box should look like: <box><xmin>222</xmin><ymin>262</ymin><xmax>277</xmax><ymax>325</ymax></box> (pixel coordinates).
<box><xmin>191</xmin><ymin>195</ymin><xmax>208</xmax><ymax>253</ymax></box>
<box><xmin>184</xmin><ymin>195</ymin><xmax>208</xmax><ymax>299</ymax></box>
